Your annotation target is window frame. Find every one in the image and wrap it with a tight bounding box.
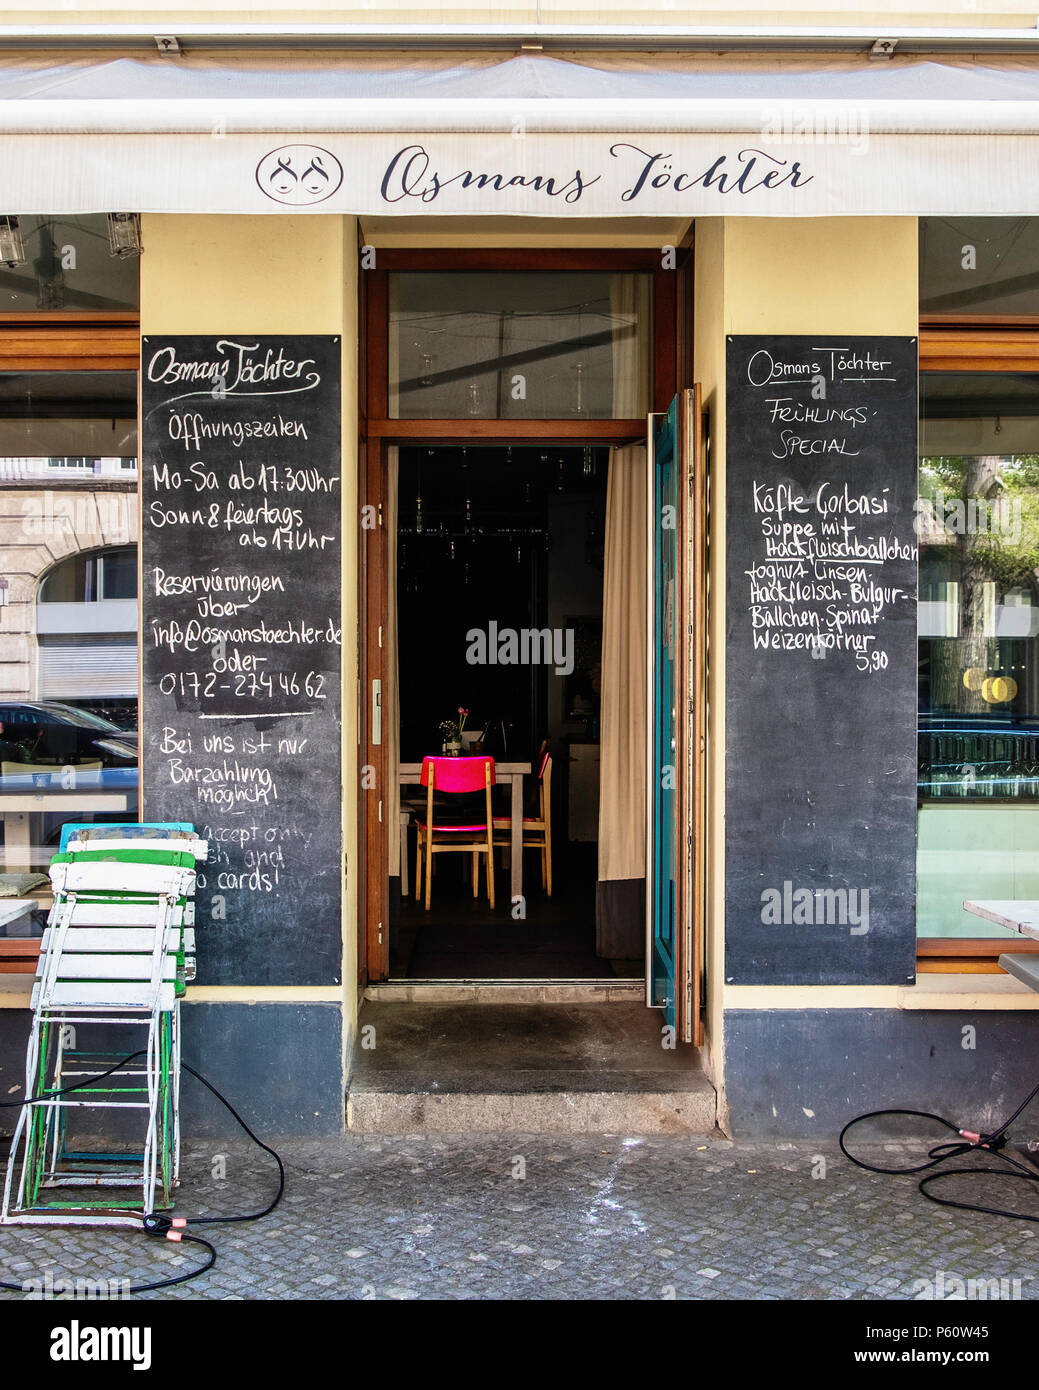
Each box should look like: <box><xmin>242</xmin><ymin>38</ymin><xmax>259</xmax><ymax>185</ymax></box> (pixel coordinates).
<box><xmin>917</xmin><ymin>318</ymin><xmax>1039</xmax><ymax>969</ymax></box>
<box><xmin>0</xmin><ymin>295</ymin><xmax>140</xmax><ymax>917</ymax></box>
<box><xmin>0</xmin><ymin>312</ymin><xmax>139</xmax><ymax>372</ymax></box>
<box><xmin>357</xmin><ymin>244</ymin><xmax>687</xmax><ymax>986</ymax></box>
<box><xmin>364</xmin><ymin>248</ymin><xmax>677</xmax><ymax>443</ymax></box>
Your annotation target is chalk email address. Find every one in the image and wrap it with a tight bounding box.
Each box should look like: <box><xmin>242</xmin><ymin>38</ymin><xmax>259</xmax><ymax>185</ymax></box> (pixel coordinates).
<box><xmin>151</xmin><ymin>618</ymin><xmax>341</xmax><ymax>651</ymax></box>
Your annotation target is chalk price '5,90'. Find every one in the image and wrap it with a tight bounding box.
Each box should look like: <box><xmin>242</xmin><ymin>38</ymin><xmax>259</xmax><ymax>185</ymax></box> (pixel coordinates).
<box><xmin>855</xmin><ymin>650</ymin><xmax>889</xmax><ymax>674</ymax></box>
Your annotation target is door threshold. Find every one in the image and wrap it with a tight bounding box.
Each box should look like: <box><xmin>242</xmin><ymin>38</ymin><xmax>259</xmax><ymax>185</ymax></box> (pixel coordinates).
<box><xmin>365</xmin><ymin>978</ymin><xmax>645</xmax><ymax>1004</ymax></box>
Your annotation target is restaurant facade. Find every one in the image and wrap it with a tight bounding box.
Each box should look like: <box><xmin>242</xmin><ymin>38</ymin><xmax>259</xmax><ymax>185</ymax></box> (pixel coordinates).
<box><xmin>4</xmin><ymin>3</ymin><xmax>1039</xmax><ymax>1139</ymax></box>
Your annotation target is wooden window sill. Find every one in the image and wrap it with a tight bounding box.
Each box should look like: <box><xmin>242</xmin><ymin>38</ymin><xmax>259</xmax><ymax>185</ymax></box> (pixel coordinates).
<box><xmin>917</xmin><ymin>937</ymin><xmax>1039</xmax><ymax>974</ymax></box>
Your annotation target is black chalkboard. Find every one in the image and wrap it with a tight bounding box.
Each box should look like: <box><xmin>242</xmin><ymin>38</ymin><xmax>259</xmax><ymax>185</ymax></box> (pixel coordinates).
<box><xmin>725</xmin><ymin>336</ymin><xmax>918</xmax><ymax>985</ymax></box>
<box><xmin>141</xmin><ymin>336</ymin><xmax>342</xmax><ymax>986</ymax></box>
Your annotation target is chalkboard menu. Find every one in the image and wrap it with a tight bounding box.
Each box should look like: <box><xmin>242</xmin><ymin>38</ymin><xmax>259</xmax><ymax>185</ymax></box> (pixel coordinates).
<box><xmin>725</xmin><ymin>336</ymin><xmax>918</xmax><ymax>985</ymax></box>
<box><xmin>141</xmin><ymin>336</ymin><xmax>342</xmax><ymax>986</ymax></box>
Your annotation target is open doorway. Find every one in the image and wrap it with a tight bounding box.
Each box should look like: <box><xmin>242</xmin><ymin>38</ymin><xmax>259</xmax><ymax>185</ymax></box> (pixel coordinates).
<box><xmin>357</xmin><ymin>246</ymin><xmax>690</xmax><ymax>1014</ymax></box>
<box><xmin>388</xmin><ymin>443</ymin><xmax>645</xmax><ymax>980</ymax></box>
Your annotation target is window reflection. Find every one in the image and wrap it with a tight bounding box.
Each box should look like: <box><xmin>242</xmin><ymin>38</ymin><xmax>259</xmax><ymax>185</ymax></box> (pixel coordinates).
<box><xmin>389</xmin><ymin>271</ymin><xmax>651</xmax><ymax>419</ymax></box>
<box><xmin>0</xmin><ymin>216</ymin><xmax>139</xmax><ymax>313</ymax></box>
<box><xmin>0</xmin><ymin>371</ymin><xmax>137</xmax><ymax>480</ymax></box>
<box><xmin>920</xmin><ymin>217</ymin><xmax>1039</xmax><ymax>317</ymax></box>
<box><xmin>919</xmin><ymin>373</ymin><xmax>1039</xmax><ymax>799</ymax></box>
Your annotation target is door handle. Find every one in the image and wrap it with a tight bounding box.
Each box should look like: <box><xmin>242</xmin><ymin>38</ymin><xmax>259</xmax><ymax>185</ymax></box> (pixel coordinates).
<box><xmin>372</xmin><ymin>678</ymin><xmax>382</xmax><ymax>746</ymax></box>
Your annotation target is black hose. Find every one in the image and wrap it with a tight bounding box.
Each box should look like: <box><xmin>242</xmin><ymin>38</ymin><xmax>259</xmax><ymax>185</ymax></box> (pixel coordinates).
<box><xmin>840</xmin><ymin>1074</ymin><xmax>1039</xmax><ymax>1223</ymax></box>
<box><xmin>0</xmin><ymin>1054</ymin><xmax>283</xmax><ymax>1294</ymax></box>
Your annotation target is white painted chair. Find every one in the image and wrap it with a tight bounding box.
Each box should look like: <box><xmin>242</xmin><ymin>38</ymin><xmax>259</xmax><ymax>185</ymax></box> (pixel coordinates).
<box><xmin>1</xmin><ymin>824</ymin><xmax>206</xmax><ymax>1228</ymax></box>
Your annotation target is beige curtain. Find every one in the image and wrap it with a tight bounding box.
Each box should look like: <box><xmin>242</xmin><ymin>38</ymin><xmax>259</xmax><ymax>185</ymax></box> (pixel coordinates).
<box><xmin>598</xmin><ymin>442</ymin><xmax>647</xmax><ymax>882</ymax></box>
<box><xmin>387</xmin><ymin>446</ymin><xmax>401</xmax><ymax>876</ymax></box>
<box><xmin>609</xmin><ymin>275</ymin><xmax>652</xmax><ymax>418</ymax></box>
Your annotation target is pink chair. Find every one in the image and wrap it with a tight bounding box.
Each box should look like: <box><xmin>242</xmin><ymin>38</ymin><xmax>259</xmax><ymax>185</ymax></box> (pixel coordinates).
<box><xmin>415</xmin><ymin>756</ymin><xmax>496</xmax><ymax>911</ymax></box>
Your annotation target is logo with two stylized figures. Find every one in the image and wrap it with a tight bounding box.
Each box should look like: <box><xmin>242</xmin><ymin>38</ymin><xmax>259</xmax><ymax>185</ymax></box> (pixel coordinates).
<box><xmin>255</xmin><ymin>145</ymin><xmax>344</xmax><ymax>205</ymax></box>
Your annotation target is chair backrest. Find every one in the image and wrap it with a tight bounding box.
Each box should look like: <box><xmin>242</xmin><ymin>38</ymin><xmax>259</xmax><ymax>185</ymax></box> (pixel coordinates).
<box><xmin>59</xmin><ymin>821</ymin><xmax>197</xmax><ymax>852</ymax></box>
<box><xmin>34</xmin><ymin>827</ymin><xmax>206</xmax><ymax>1012</ymax></box>
<box><xmin>420</xmin><ymin>755</ymin><xmax>495</xmax><ymax>794</ymax></box>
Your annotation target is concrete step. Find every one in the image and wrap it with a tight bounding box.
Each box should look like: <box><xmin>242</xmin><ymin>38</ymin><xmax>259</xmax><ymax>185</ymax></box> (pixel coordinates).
<box><xmin>347</xmin><ymin>1074</ymin><xmax>717</xmax><ymax>1134</ymax></box>
<box><xmin>346</xmin><ymin>1001</ymin><xmax>717</xmax><ymax>1135</ymax></box>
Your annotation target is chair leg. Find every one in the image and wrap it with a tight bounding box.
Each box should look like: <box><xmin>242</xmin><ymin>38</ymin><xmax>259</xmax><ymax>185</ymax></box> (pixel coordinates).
<box><xmin>472</xmin><ymin>851</ymin><xmax>479</xmax><ymax>897</ymax></box>
<box><xmin>545</xmin><ymin>834</ymin><xmax>552</xmax><ymax>897</ymax></box>
<box><xmin>415</xmin><ymin>832</ymin><xmax>422</xmax><ymax>900</ymax></box>
<box><xmin>424</xmin><ymin>837</ymin><xmax>433</xmax><ymax>911</ymax></box>
<box><xmin>486</xmin><ymin>843</ymin><xmax>495</xmax><ymax>910</ymax></box>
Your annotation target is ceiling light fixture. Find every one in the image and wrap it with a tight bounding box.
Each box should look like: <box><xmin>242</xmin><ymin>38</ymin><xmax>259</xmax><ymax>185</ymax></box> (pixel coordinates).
<box><xmin>107</xmin><ymin>213</ymin><xmax>143</xmax><ymax>259</ymax></box>
<box><xmin>0</xmin><ymin>217</ymin><xmax>26</xmax><ymax>269</ymax></box>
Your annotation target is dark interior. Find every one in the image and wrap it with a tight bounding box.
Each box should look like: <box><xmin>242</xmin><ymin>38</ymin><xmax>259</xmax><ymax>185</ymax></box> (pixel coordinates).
<box><xmin>391</xmin><ymin>444</ymin><xmax>641</xmax><ymax>979</ymax></box>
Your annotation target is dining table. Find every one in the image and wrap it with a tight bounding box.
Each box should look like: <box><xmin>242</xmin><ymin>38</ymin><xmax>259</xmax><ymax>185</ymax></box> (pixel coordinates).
<box><xmin>398</xmin><ymin>760</ymin><xmax>531</xmax><ymax>902</ymax></box>
<box><xmin>963</xmin><ymin>899</ymin><xmax>1039</xmax><ymax>992</ymax></box>
<box><xmin>0</xmin><ymin>767</ymin><xmax>139</xmax><ymax>872</ymax></box>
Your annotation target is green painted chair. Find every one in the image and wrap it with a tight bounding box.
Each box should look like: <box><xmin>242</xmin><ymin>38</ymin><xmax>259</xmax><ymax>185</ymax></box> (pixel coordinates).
<box><xmin>1</xmin><ymin>823</ymin><xmax>207</xmax><ymax>1228</ymax></box>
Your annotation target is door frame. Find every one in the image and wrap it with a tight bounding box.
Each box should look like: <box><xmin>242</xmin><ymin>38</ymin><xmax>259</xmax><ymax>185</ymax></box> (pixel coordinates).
<box><xmin>645</xmin><ymin>386</ymin><xmax>705</xmax><ymax>1046</ymax></box>
<box><xmin>358</xmin><ymin>245</ymin><xmax>685</xmax><ymax>985</ymax></box>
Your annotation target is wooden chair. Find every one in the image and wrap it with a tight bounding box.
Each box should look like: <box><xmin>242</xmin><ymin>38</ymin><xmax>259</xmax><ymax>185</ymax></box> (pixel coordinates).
<box><xmin>415</xmin><ymin>756</ymin><xmax>496</xmax><ymax>911</ymax></box>
<box><xmin>494</xmin><ymin>746</ymin><xmax>553</xmax><ymax>896</ymax></box>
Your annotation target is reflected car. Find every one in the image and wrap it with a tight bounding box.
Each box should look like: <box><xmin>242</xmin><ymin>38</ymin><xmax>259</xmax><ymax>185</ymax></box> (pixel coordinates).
<box><xmin>0</xmin><ymin>701</ymin><xmax>137</xmax><ymax>769</ymax></box>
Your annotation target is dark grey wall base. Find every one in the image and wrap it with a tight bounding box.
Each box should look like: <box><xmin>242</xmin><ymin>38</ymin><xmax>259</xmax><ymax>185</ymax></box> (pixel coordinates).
<box><xmin>180</xmin><ymin>1001</ymin><xmax>344</xmax><ymax>1137</ymax></box>
<box><xmin>0</xmin><ymin>1001</ymin><xmax>344</xmax><ymax>1143</ymax></box>
<box><xmin>725</xmin><ymin>1008</ymin><xmax>1039</xmax><ymax>1139</ymax></box>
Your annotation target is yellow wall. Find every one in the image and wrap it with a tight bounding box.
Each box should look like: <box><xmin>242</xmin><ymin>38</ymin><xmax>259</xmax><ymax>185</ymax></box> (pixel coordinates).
<box><xmin>140</xmin><ymin>215</ymin><xmax>349</xmax><ymax>336</ymax></box>
<box><xmin>694</xmin><ymin>215</ymin><xmax>917</xmax><ymax>1129</ymax></box>
<box><xmin>724</xmin><ymin>217</ymin><xmax>918</xmax><ymax>336</ymax></box>
<box><xmin>362</xmin><ymin>216</ymin><xmax>691</xmax><ymax>250</ymax></box>
<box><xmin>140</xmin><ymin>213</ymin><xmax>361</xmax><ymax>1053</ymax></box>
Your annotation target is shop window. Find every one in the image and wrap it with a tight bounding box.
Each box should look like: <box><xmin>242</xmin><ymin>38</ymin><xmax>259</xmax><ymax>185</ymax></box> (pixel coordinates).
<box><xmin>920</xmin><ymin>218</ymin><xmax>1039</xmax><ymax>319</ymax></box>
<box><xmin>39</xmin><ymin>545</ymin><xmax>137</xmax><ymax>605</ymax></box>
<box><xmin>0</xmin><ymin>360</ymin><xmax>139</xmax><ymax>874</ymax></box>
<box><xmin>917</xmin><ymin>369</ymin><xmax>1039</xmax><ymax>942</ymax></box>
<box><xmin>0</xmin><ymin>215</ymin><xmax>139</xmax><ymax>313</ymax></box>
<box><xmin>0</xmin><ymin>370</ymin><xmax>137</xmax><ymax>479</ymax></box>
<box><xmin>388</xmin><ymin>271</ymin><xmax>652</xmax><ymax>419</ymax></box>
<box><xmin>35</xmin><ymin>546</ymin><xmax>139</xmax><ymax>724</ymax></box>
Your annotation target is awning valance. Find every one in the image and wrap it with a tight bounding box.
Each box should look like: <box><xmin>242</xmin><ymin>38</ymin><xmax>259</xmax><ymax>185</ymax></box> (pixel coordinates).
<box><xmin>2</xmin><ymin>52</ymin><xmax>1039</xmax><ymax>215</ymax></box>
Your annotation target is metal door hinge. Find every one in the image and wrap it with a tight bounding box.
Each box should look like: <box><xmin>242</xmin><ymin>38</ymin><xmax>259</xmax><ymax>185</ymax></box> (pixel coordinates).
<box><xmin>371</xmin><ymin>678</ymin><xmax>382</xmax><ymax>745</ymax></box>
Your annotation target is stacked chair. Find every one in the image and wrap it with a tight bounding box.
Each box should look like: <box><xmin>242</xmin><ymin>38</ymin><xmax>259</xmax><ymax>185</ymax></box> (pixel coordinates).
<box><xmin>1</xmin><ymin>822</ymin><xmax>206</xmax><ymax>1228</ymax></box>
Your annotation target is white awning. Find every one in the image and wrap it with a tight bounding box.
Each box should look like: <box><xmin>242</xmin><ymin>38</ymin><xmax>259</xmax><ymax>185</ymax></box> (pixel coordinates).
<box><xmin>2</xmin><ymin>52</ymin><xmax>1039</xmax><ymax>215</ymax></box>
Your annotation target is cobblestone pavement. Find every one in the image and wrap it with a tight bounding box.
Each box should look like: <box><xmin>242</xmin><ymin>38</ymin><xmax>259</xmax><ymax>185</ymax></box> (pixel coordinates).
<box><xmin>2</xmin><ymin>1134</ymin><xmax>1038</xmax><ymax>1300</ymax></box>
